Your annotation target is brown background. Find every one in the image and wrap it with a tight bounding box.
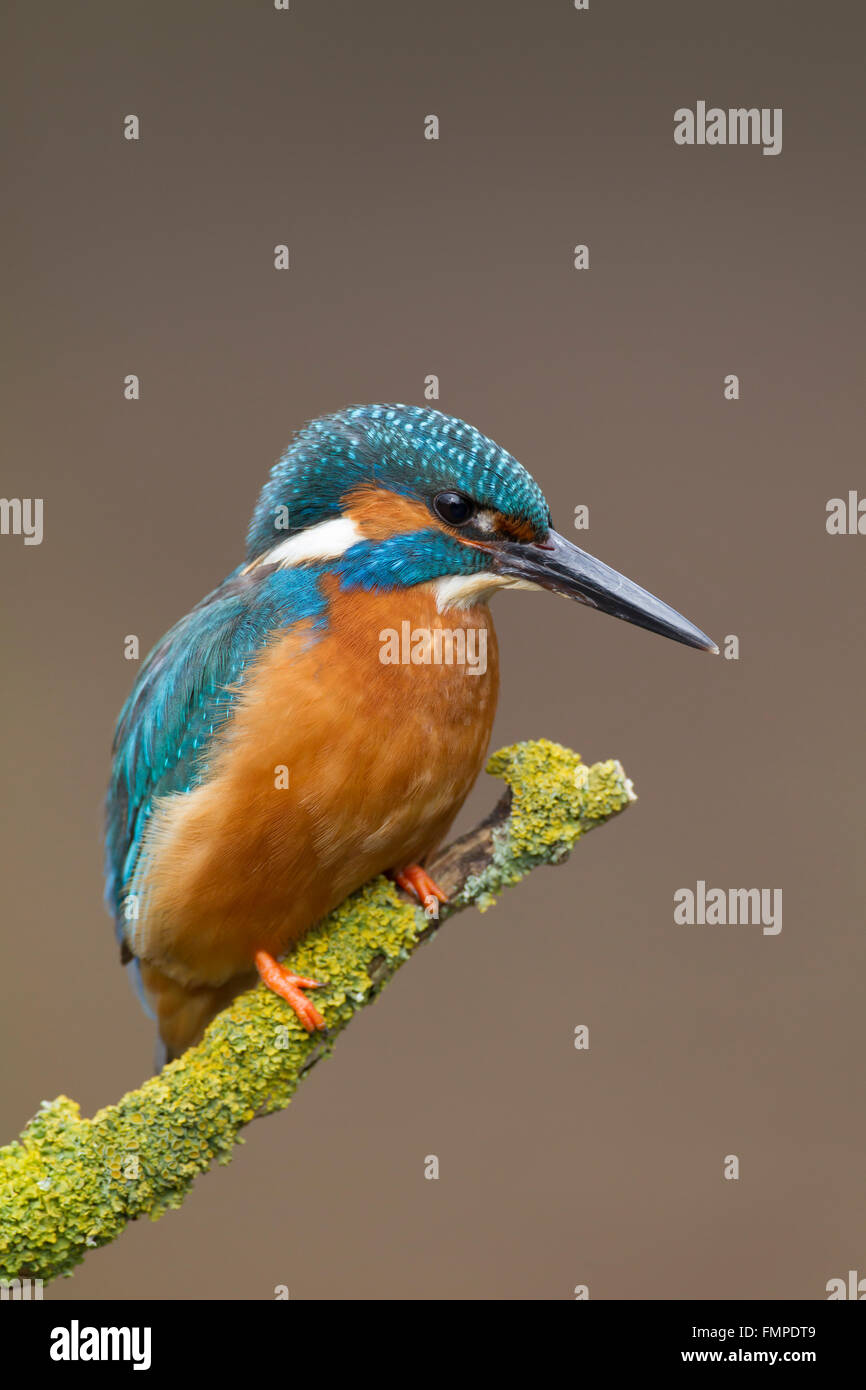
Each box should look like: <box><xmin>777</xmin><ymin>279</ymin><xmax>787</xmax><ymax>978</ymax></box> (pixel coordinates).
<box><xmin>2</xmin><ymin>0</ymin><xmax>863</xmax><ymax>1300</ymax></box>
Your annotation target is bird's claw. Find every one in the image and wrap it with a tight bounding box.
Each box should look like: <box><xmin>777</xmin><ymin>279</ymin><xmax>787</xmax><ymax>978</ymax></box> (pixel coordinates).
<box><xmin>393</xmin><ymin>865</ymin><xmax>448</xmax><ymax>920</ymax></box>
<box><xmin>254</xmin><ymin>949</ymin><xmax>327</xmax><ymax>1032</ymax></box>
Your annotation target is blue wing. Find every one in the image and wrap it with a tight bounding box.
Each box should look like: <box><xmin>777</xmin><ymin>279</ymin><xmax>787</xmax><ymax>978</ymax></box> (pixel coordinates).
<box><xmin>104</xmin><ymin>563</ymin><xmax>329</xmax><ymax>947</ymax></box>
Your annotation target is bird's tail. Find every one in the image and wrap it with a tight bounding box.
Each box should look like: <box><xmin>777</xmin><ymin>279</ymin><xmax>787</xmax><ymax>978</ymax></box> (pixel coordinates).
<box><xmin>137</xmin><ymin>960</ymin><xmax>253</xmax><ymax>1068</ymax></box>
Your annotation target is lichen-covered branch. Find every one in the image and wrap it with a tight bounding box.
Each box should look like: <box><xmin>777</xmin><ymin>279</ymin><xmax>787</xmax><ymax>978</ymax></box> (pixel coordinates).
<box><xmin>0</xmin><ymin>739</ymin><xmax>634</xmax><ymax>1283</ymax></box>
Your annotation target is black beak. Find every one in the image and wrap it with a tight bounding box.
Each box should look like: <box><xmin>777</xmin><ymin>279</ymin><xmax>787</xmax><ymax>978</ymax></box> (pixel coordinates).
<box><xmin>492</xmin><ymin>530</ymin><xmax>718</xmax><ymax>653</ymax></box>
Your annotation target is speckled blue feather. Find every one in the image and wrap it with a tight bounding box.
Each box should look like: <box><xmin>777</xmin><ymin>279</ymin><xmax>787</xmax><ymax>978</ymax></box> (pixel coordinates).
<box><xmin>104</xmin><ymin>565</ymin><xmax>329</xmax><ymax>935</ymax></box>
<box><xmin>246</xmin><ymin>403</ymin><xmax>550</xmax><ymax>560</ymax></box>
<box><xmin>337</xmin><ymin>530</ymin><xmax>489</xmax><ymax>591</ymax></box>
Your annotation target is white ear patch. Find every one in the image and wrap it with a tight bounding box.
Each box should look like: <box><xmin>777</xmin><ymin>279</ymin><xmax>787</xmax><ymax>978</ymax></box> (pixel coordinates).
<box><xmin>255</xmin><ymin>516</ymin><xmax>363</xmax><ymax>569</ymax></box>
<box><xmin>433</xmin><ymin>572</ymin><xmax>543</xmax><ymax>611</ymax></box>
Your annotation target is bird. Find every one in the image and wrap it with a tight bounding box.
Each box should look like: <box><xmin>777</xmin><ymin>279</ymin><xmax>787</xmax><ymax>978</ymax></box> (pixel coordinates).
<box><xmin>105</xmin><ymin>403</ymin><xmax>716</xmax><ymax>1061</ymax></box>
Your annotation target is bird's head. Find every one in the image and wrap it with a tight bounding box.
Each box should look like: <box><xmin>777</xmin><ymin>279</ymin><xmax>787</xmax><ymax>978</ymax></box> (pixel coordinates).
<box><xmin>246</xmin><ymin>403</ymin><xmax>716</xmax><ymax>652</ymax></box>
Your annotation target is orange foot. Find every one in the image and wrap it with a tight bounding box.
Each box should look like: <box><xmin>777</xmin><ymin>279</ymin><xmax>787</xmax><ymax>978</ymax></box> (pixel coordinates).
<box><xmin>393</xmin><ymin>864</ymin><xmax>448</xmax><ymax>921</ymax></box>
<box><xmin>254</xmin><ymin>949</ymin><xmax>326</xmax><ymax>1033</ymax></box>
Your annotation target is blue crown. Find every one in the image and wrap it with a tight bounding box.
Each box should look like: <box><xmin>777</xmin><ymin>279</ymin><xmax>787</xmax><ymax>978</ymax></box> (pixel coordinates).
<box><xmin>246</xmin><ymin>404</ymin><xmax>551</xmax><ymax>560</ymax></box>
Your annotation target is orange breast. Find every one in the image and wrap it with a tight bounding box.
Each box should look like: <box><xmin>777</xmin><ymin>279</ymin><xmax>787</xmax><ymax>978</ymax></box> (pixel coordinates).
<box><xmin>134</xmin><ymin>578</ymin><xmax>499</xmax><ymax>988</ymax></box>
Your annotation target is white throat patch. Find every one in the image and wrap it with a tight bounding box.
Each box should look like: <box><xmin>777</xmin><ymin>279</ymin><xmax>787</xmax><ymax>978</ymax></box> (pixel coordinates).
<box><xmin>433</xmin><ymin>572</ymin><xmax>542</xmax><ymax>611</ymax></box>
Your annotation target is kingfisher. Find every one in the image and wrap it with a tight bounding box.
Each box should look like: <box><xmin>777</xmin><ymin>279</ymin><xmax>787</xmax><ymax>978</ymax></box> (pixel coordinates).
<box><xmin>105</xmin><ymin>404</ymin><xmax>716</xmax><ymax>1060</ymax></box>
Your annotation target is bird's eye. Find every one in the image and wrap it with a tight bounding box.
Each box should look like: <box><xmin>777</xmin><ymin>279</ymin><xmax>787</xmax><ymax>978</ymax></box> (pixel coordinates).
<box><xmin>433</xmin><ymin>491</ymin><xmax>474</xmax><ymax>526</ymax></box>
